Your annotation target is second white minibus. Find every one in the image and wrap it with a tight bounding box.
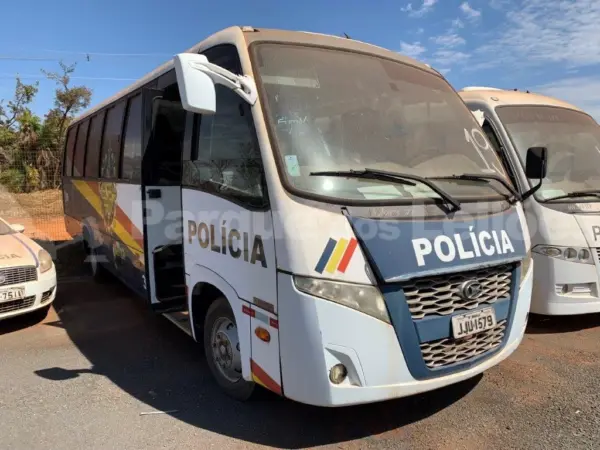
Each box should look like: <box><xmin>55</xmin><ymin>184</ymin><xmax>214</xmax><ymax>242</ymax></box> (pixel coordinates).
<box><xmin>461</xmin><ymin>87</ymin><xmax>600</xmax><ymax>315</ymax></box>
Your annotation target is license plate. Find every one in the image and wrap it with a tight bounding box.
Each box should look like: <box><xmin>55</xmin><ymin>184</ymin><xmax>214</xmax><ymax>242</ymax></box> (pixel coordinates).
<box><xmin>0</xmin><ymin>287</ymin><xmax>25</xmax><ymax>302</ymax></box>
<box><xmin>451</xmin><ymin>307</ymin><xmax>497</xmax><ymax>339</ymax></box>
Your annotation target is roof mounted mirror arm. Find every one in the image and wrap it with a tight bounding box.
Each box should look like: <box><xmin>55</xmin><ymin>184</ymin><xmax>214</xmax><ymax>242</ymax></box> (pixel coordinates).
<box><xmin>186</xmin><ymin>58</ymin><xmax>257</xmax><ymax>105</ymax></box>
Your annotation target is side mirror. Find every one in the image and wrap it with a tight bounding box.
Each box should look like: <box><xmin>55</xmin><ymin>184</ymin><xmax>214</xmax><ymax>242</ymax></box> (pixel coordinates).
<box><xmin>174</xmin><ymin>53</ymin><xmax>217</xmax><ymax>115</ymax></box>
<box><xmin>525</xmin><ymin>147</ymin><xmax>548</xmax><ymax>179</ymax></box>
<box><xmin>11</xmin><ymin>224</ymin><xmax>25</xmax><ymax>233</ymax></box>
<box><xmin>522</xmin><ymin>147</ymin><xmax>548</xmax><ymax>201</ymax></box>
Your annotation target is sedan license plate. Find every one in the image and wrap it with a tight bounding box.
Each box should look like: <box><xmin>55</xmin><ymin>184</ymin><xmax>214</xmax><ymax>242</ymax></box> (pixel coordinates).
<box><xmin>0</xmin><ymin>287</ymin><xmax>25</xmax><ymax>302</ymax></box>
<box><xmin>452</xmin><ymin>307</ymin><xmax>497</xmax><ymax>339</ymax></box>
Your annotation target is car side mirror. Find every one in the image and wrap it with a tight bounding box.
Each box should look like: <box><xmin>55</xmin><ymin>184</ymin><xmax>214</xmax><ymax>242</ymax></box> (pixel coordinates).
<box><xmin>174</xmin><ymin>53</ymin><xmax>217</xmax><ymax>115</ymax></box>
<box><xmin>525</xmin><ymin>147</ymin><xmax>548</xmax><ymax>179</ymax></box>
<box><xmin>11</xmin><ymin>224</ymin><xmax>25</xmax><ymax>233</ymax></box>
<box><xmin>522</xmin><ymin>147</ymin><xmax>548</xmax><ymax>201</ymax></box>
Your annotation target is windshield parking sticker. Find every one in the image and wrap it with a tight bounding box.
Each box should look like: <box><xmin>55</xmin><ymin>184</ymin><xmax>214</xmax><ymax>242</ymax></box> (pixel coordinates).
<box><xmin>315</xmin><ymin>237</ymin><xmax>358</xmax><ymax>274</ymax></box>
<box><xmin>284</xmin><ymin>155</ymin><xmax>301</xmax><ymax>177</ymax></box>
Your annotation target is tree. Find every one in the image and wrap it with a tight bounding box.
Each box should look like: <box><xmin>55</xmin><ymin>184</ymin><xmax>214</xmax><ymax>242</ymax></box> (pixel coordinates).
<box><xmin>37</xmin><ymin>62</ymin><xmax>93</xmax><ymax>188</ymax></box>
<box><xmin>41</xmin><ymin>61</ymin><xmax>92</xmax><ymax>150</ymax></box>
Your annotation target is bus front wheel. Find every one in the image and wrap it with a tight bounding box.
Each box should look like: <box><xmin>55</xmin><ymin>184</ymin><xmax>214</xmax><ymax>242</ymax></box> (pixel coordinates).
<box><xmin>203</xmin><ymin>296</ymin><xmax>255</xmax><ymax>401</ymax></box>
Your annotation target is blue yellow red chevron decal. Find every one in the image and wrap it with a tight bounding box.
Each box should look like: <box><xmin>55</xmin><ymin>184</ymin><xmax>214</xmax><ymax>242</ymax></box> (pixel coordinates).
<box><xmin>314</xmin><ymin>237</ymin><xmax>358</xmax><ymax>274</ymax></box>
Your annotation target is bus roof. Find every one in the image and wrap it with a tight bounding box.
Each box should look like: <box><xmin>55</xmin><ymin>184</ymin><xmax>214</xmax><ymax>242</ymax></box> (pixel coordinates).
<box><xmin>458</xmin><ymin>87</ymin><xmax>585</xmax><ymax>113</ymax></box>
<box><xmin>72</xmin><ymin>26</ymin><xmax>438</xmax><ymax>125</ymax></box>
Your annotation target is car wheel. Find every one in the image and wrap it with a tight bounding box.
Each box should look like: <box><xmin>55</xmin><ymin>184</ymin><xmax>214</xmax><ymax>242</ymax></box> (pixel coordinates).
<box><xmin>203</xmin><ymin>296</ymin><xmax>255</xmax><ymax>401</ymax></box>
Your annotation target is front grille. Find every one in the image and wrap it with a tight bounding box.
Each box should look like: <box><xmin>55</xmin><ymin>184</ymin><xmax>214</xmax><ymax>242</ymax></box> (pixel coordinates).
<box><xmin>0</xmin><ymin>296</ymin><xmax>36</xmax><ymax>314</ymax></box>
<box><xmin>0</xmin><ymin>266</ymin><xmax>37</xmax><ymax>287</ymax></box>
<box><xmin>420</xmin><ymin>320</ymin><xmax>506</xmax><ymax>369</ymax></box>
<box><xmin>403</xmin><ymin>264</ymin><xmax>513</xmax><ymax>320</ymax></box>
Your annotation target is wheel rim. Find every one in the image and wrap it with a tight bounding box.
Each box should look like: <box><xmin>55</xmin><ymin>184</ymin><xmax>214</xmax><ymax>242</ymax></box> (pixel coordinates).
<box><xmin>210</xmin><ymin>316</ymin><xmax>242</xmax><ymax>383</ymax></box>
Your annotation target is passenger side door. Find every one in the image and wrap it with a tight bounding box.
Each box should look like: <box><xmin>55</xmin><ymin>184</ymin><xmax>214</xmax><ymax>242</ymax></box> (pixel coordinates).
<box><xmin>182</xmin><ymin>45</ymin><xmax>281</xmax><ymax>392</ymax></box>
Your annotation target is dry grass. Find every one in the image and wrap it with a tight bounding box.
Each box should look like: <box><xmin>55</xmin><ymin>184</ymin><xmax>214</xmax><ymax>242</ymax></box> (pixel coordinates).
<box><xmin>0</xmin><ymin>189</ymin><xmax>64</xmax><ymax>219</ymax></box>
<box><xmin>0</xmin><ymin>188</ymin><xmax>69</xmax><ymax>241</ymax></box>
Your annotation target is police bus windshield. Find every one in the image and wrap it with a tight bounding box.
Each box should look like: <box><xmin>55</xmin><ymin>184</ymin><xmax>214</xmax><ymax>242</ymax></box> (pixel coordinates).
<box><xmin>253</xmin><ymin>43</ymin><xmax>508</xmax><ymax>202</ymax></box>
<box><xmin>496</xmin><ymin>105</ymin><xmax>600</xmax><ymax>201</ymax></box>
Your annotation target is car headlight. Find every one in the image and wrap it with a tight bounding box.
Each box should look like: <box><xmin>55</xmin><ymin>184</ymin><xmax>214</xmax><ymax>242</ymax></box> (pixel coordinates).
<box><xmin>532</xmin><ymin>245</ymin><xmax>593</xmax><ymax>265</ymax></box>
<box><xmin>293</xmin><ymin>276</ymin><xmax>391</xmax><ymax>324</ymax></box>
<box><xmin>520</xmin><ymin>251</ymin><xmax>532</xmax><ymax>285</ymax></box>
<box><xmin>38</xmin><ymin>249</ymin><xmax>54</xmax><ymax>273</ymax></box>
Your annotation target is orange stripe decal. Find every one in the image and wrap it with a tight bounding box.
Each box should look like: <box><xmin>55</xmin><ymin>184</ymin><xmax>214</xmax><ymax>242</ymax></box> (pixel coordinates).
<box><xmin>251</xmin><ymin>359</ymin><xmax>282</xmax><ymax>395</ymax></box>
<box><xmin>115</xmin><ymin>206</ymin><xmax>143</xmax><ymax>247</ymax></box>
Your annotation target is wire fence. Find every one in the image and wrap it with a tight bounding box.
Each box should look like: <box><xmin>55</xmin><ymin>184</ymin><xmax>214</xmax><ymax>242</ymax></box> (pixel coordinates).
<box><xmin>0</xmin><ymin>146</ymin><xmax>70</xmax><ymax>242</ymax></box>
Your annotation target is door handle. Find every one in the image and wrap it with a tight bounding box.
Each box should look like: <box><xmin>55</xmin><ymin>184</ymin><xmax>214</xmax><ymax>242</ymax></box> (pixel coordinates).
<box><xmin>148</xmin><ymin>189</ymin><xmax>162</xmax><ymax>199</ymax></box>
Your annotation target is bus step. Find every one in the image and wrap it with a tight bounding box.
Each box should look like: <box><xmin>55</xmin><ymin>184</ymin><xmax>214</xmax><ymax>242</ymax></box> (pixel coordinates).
<box><xmin>163</xmin><ymin>311</ymin><xmax>192</xmax><ymax>337</ymax></box>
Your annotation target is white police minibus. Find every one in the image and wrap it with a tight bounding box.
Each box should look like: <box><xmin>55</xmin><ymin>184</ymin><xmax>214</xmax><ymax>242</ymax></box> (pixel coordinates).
<box><xmin>460</xmin><ymin>87</ymin><xmax>600</xmax><ymax>315</ymax></box>
<box><xmin>62</xmin><ymin>27</ymin><xmax>539</xmax><ymax>406</ymax></box>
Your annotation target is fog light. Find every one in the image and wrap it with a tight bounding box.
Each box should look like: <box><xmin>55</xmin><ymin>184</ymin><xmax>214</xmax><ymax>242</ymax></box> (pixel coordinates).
<box><xmin>329</xmin><ymin>364</ymin><xmax>348</xmax><ymax>384</ymax></box>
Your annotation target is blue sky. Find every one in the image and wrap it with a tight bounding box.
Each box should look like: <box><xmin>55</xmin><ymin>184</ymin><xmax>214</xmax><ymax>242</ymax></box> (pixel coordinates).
<box><xmin>1</xmin><ymin>0</ymin><xmax>599</xmax><ymax>120</ymax></box>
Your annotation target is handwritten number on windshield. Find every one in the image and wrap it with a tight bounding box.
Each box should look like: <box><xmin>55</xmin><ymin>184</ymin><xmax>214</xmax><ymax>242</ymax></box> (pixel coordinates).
<box><xmin>464</xmin><ymin>128</ymin><xmax>504</xmax><ymax>175</ymax></box>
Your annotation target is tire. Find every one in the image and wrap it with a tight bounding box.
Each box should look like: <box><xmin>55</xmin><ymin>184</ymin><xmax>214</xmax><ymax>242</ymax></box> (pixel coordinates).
<box><xmin>203</xmin><ymin>296</ymin><xmax>255</xmax><ymax>401</ymax></box>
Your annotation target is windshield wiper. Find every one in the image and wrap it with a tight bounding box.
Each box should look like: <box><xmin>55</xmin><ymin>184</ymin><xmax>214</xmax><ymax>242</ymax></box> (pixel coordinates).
<box><xmin>542</xmin><ymin>189</ymin><xmax>600</xmax><ymax>202</ymax></box>
<box><xmin>430</xmin><ymin>173</ymin><xmax>520</xmax><ymax>203</ymax></box>
<box><xmin>310</xmin><ymin>168</ymin><xmax>461</xmax><ymax>211</ymax></box>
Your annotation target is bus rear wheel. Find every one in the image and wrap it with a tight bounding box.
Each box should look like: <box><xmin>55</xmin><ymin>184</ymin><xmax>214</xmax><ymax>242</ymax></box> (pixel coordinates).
<box><xmin>203</xmin><ymin>296</ymin><xmax>255</xmax><ymax>401</ymax></box>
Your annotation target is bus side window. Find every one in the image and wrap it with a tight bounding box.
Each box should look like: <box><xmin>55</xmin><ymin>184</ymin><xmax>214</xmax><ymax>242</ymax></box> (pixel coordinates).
<box><xmin>64</xmin><ymin>126</ymin><xmax>77</xmax><ymax>176</ymax></box>
<box><xmin>73</xmin><ymin>120</ymin><xmax>90</xmax><ymax>177</ymax></box>
<box><xmin>100</xmin><ymin>101</ymin><xmax>126</xmax><ymax>179</ymax></box>
<box><xmin>85</xmin><ymin>111</ymin><xmax>106</xmax><ymax>178</ymax></box>
<box><xmin>121</xmin><ymin>94</ymin><xmax>143</xmax><ymax>183</ymax></box>
<box><xmin>189</xmin><ymin>86</ymin><xmax>266</xmax><ymax>206</ymax></box>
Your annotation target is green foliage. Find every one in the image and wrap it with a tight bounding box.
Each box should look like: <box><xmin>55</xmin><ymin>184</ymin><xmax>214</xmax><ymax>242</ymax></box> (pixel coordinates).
<box><xmin>25</xmin><ymin>165</ymin><xmax>40</xmax><ymax>191</ymax></box>
<box><xmin>0</xmin><ymin>168</ymin><xmax>25</xmax><ymax>193</ymax></box>
<box><xmin>0</xmin><ymin>61</ymin><xmax>92</xmax><ymax>191</ymax></box>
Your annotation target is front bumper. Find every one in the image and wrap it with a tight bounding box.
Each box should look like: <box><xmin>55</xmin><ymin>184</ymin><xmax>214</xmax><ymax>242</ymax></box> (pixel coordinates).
<box><xmin>0</xmin><ymin>266</ymin><xmax>57</xmax><ymax>320</ymax></box>
<box><xmin>530</xmin><ymin>253</ymin><xmax>600</xmax><ymax>315</ymax></box>
<box><xmin>278</xmin><ymin>269</ymin><xmax>532</xmax><ymax>407</ymax></box>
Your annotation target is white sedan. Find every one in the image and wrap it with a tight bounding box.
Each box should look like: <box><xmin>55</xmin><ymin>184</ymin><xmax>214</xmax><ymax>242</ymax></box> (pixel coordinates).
<box><xmin>0</xmin><ymin>218</ymin><xmax>56</xmax><ymax>320</ymax></box>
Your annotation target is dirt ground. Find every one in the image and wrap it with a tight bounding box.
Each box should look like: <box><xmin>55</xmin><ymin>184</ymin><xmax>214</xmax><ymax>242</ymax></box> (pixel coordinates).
<box><xmin>0</xmin><ymin>243</ymin><xmax>599</xmax><ymax>449</ymax></box>
<box><xmin>0</xmin><ymin>189</ymin><xmax>69</xmax><ymax>241</ymax></box>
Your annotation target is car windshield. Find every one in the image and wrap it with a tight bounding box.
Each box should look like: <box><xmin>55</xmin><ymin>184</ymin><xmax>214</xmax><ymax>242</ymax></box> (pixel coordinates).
<box><xmin>0</xmin><ymin>220</ymin><xmax>15</xmax><ymax>235</ymax></box>
<box><xmin>496</xmin><ymin>105</ymin><xmax>600</xmax><ymax>201</ymax></box>
<box><xmin>253</xmin><ymin>43</ymin><xmax>509</xmax><ymax>202</ymax></box>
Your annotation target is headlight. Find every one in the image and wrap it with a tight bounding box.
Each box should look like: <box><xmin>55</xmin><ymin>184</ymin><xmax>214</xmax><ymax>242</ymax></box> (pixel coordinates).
<box><xmin>532</xmin><ymin>245</ymin><xmax>593</xmax><ymax>265</ymax></box>
<box><xmin>293</xmin><ymin>276</ymin><xmax>391</xmax><ymax>324</ymax></box>
<box><xmin>519</xmin><ymin>251</ymin><xmax>532</xmax><ymax>285</ymax></box>
<box><xmin>38</xmin><ymin>249</ymin><xmax>54</xmax><ymax>273</ymax></box>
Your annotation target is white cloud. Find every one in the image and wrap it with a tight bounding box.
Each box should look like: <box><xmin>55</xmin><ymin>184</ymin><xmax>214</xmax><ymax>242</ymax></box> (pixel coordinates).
<box><xmin>536</xmin><ymin>76</ymin><xmax>600</xmax><ymax>121</ymax></box>
<box><xmin>431</xmin><ymin>32</ymin><xmax>466</xmax><ymax>48</ymax></box>
<box><xmin>402</xmin><ymin>0</ymin><xmax>438</xmax><ymax>18</ymax></box>
<box><xmin>452</xmin><ymin>18</ymin><xmax>465</xmax><ymax>29</ymax></box>
<box><xmin>473</xmin><ymin>0</ymin><xmax>600</xmax><ymax>68</ymax></box>
<box><xmin>432</xmin><ymin>50</ymin><xmax>471</xmax><ymax>66</ymax></box>
<box><xmin>400</xmin><ymin>41</ymin><xmax>427</xmax><ymax>58</ymax></box>
<box><xmin>489</xmin><ymin>0</ymin><xmax>509</xmax><ymax>9</ymax></box>
<box><xmin>460</xmin><ymin>2</ymin><xmax>482</xmax><ymax>20</ymax></box>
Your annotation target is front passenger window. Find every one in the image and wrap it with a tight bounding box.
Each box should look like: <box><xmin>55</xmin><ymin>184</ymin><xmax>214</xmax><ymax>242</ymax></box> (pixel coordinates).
<box><xmin>184</xmin><ymin>85</ymin><xmax>267</xmax><ymax>207</ymax></box>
